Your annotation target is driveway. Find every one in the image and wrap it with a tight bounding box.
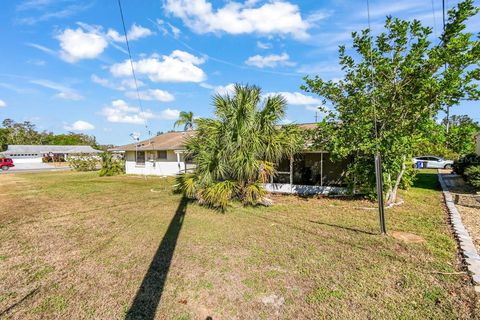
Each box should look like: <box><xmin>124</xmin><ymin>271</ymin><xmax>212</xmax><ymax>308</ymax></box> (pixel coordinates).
<box><xmin>1</xmin><ymin>162</ymin><xmax>71</xmax><ymax>173</ymax></box>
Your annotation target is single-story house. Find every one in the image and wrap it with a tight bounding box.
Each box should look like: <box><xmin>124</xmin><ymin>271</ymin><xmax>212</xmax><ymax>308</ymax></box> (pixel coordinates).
<box><xmin>0</xmin><ymin>145</ymin><xmax>102</xmax><ymax>163</ymax></box>
<box><xmin>111</xmin><ymin>125</ymin><xmax>348</xmax><ymax>194</ymax></box>
<box><xmin>109</xmin><ymin>131</ymin><xmax>195</xmax><ymax>176</ymax></box>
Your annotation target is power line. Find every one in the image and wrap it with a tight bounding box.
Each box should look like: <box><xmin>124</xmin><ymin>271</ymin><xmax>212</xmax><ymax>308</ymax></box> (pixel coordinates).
<box><xmin>116</xmin><ymin>0</ymin><xmax>150</xmax><ymax>135</ymax></box>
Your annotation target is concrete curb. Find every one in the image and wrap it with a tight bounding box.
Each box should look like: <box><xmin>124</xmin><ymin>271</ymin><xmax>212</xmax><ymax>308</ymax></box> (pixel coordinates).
<box><xmin>438</xmin><ymin>171</ymin><xmax>480</xmax><ymax>287</ymax></box>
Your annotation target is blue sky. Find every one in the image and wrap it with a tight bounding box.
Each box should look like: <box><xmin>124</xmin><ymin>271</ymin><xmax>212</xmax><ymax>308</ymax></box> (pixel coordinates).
<box><xmin>0</xmin><ymin>0</ymin><xmax>478</xmax><ymax>145</ymax></box>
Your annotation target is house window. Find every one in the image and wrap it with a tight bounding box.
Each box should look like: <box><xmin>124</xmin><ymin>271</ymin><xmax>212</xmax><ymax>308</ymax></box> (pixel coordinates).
<box><xmin>136</xmin><ymin>151</ymin><xmax>145</xmax><ymax>165</ymax></box>
<box><xmin>157</xmin><ymin>150</ymin><xmax>167</xmax><ymax>160</ymax></box>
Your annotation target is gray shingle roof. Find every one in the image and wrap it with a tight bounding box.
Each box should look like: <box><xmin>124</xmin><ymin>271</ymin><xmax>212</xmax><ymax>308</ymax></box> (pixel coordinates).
<box><xmin>0</xmin><ymin>145</ymin><xmax>102</xmax><ymax>154</ymax></box>
<box><xmin>109</xmin><ymin>131</ymin><xmax>195</xmax><ymax>152</ymax></box>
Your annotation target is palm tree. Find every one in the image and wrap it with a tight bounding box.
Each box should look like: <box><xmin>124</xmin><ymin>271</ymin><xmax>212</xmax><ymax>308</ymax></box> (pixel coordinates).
<box><xmin>174</xmin><ymin>111</ymin><xmax>194</xmax><ymax>131</ymax></box>
<box><xmin>175</xmin><ymin>84</ymin><xmax>303</xmax><ymax>210</ymax></box>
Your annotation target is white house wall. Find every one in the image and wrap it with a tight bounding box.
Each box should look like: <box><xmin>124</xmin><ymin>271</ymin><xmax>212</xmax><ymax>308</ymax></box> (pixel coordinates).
<box><xmin>124</xmin><ymin>150</ymin><xmax>186</xmax><ymax>176</ymax></box>
<box><xmin>9</xmin><ymin>157</ymin><xmax>43</xmax><ymax>164</ymax></box>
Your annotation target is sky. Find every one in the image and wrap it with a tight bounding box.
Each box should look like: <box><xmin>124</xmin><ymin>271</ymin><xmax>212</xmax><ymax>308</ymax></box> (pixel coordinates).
<box><xmin>0</xmin><ymin>0</ymin><xmax>479</xmax><ymax>145</ymax></box>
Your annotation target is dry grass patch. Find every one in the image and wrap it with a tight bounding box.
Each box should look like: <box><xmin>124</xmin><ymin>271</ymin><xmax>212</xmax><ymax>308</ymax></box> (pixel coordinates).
<box><xmin>0</xmin><ymin>170</ymin><xmax>478</xmax><ymax>319</ymax></box>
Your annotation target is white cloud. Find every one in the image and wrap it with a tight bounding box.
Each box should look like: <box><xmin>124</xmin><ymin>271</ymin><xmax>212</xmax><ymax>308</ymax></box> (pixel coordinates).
<box><xmin>164</xmin><ymin>0</ymin><xmax>310</xmax><ymax>39</ymax></box>
<box><xmin>305</xmin><ymin>105</ymin><xmax>321</xmax><ymax>112</ymax></box>
<box><xmin>100</xmin><ymin>99</ymin><xmax>180</xmax><ymax>124</ymax></box>
<box><xmin>121</xmin><ymin>79</ymin><xmax>144</xmax><ymax>90</ymax></box>
<box><xmin>15</xmin><ymin>3</ymin><xmax>92</xmax><ymax>25</ymax></box>
<box><xmin>266</xmin><ymin>91</ymin><xmax>322</xmax><ymax>105</ymax></box>
<box><xmin>110</xmin><ymin>50</ymin><xmax>206</xmax><ymax>83</ymax></box>
<box><xmin>214</xmin><ymin>83</ymin><xmax>235</xmax><ymax>95</ymax></box>
<box><xmin>107</xmin><ymin>23</ymin><xmax>153</xmax><ymax>42</ymax></box>
<box><xmin>91</xmin><ymin>74</ymin><xmax>120</xmax><ymax>90</ymax></box>
<box><xmin>245</xmin><ymin>53</ymin><xmax>294</xmax><ymax>68</ymax></box>
<box><xmin>101</xmin><ymin>99</ymin><xmax>154</xmax><ymax>124</ymax></box>
<box><xmin>91</xmin><ymin>75</ymin><xmax>145</xmax><ymax>91</ymax></box>
<box><xmin>26</xmin><ymin>42</ymin><xmax>57</xmax><ymax>56</ymax></box>
<box><xmin>56</xmin><ymin>27</ymin><xmax>108</xmax><ymax>63</ymax></box>
<box><xmin>0</xmin><ymin>99</ymin><xmax>6</xmax><ymax>107</ymax></box>
<box><xmin>54</xmin><ymin>92</ymin><xmax>84</xmax><ymax>101</ymax></box>
<box><xmin>30</xmin><ymin>79</ymin><xmax>84</xmax><ymax>100</ymax></box>
<box><xmin>64</xmin><ymin>120</ymin><xmax>95</xmax><ymax>131</ymax></box>
<box><xmin>168</xmin><ymin>23</ymin><xmax>181</xmax><ymax>38</ymax></box>
<box><xmin>158</xmin><ymin>108</ymin><xmax>180</xmax><ymax>120</ymax></box>
<box><xmin>256</xmin><ymin>41</ymin><xmax>271</xmax><ymax>49</ymax></box>
<box><xmin>27</xmin><ymin>59</ymin><xmax>46</xmax><ymax>66</ymax></box>
<box><xmin>125</xmin><ymin>89</ymin><xmax>175</xmax><ymax>102</ymax></box>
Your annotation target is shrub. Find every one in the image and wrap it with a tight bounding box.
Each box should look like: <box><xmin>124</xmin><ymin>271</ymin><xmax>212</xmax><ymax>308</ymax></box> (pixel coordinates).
<box><xmin>99</xmin><ymin>152</ymin><xmax>125</xmax><ymax>177</ymax></box>
<box><xmin>400</xmin><ymin>162</ymin><xmax>417</xmax><ymax>190</ymax></box>
<box><xmin>68</xmin><ymin>154</ymin><xmax>99</xmax><ymax>171</ymax></box>
<box><xmin>453</xmin><ymin>153</ymin><xmax>480</xmax><ymax>177</ymax></box>
<box><xmin>464</xmin><ymin>165</ymin><xmax>480</xmax><ymax>189</ymax></box>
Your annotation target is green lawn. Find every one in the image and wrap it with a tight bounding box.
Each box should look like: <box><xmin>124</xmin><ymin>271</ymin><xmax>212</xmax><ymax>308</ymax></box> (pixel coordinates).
<box><xmin>0</xmin><ymin>170</ymin><xmax>478</xmax><ymax>319</ymax></box>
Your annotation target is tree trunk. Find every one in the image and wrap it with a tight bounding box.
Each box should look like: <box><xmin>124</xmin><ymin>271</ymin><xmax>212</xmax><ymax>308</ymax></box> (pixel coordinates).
<box><xmin>387</xmin><ymin>156</ymin><xmax>406</xmax><ymax>205</ymax></box>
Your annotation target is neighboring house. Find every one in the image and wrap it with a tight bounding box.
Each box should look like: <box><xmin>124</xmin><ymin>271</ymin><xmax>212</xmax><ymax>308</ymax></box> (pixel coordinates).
<box><xmin>0</xmin><ymin>145</ymin><xmax>102</xmax><ymax>163</ymax></box>
<box><xmin>109</xmin><ymin>131</ymin><xmax>195</xmax><ymax>176</ymax></box>
<box><xmin>111</xmin><ymin>125</ymin><xmax>348</xmax><ymax>194</ymax></box>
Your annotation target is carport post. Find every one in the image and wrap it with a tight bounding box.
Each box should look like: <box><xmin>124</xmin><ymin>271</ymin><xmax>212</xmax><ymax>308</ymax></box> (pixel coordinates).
<box><xmin>375</xmin><ymin>152</ymin><xmax>386</xmax><ymax>235</ymax></box>
<box><xmin>320</xmin><ymin>152</ymin><xmax>324</xmax><ymax>187</ymax></box>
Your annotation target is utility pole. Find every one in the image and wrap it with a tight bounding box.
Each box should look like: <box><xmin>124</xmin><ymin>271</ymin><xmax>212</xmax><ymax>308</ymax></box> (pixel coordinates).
<box><xmin>314</xmin><ymin>111</ymin><xmax>318</xmax><ymax>123</ymax></box>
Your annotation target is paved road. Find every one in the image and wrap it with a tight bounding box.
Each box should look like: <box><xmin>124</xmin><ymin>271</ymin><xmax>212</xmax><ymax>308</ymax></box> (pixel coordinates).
<box><xmin>0</xmin><ymin>162</ymin><xmax>71</xmax><ymax>174</ymax></box>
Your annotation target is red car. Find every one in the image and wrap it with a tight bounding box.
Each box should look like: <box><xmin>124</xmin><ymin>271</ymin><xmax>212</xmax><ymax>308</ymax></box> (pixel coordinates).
<box><xmin>0</xmin><ymin>158</ymin><xmax>14</xmax><ymax>170</ymax></box>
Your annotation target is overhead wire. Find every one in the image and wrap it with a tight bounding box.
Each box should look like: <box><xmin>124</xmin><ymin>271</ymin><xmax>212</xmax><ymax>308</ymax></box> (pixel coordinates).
<box><xmin>117</xmin><ymin>0</ymin><xmax>151</xmax><ymax>137</ymax></box>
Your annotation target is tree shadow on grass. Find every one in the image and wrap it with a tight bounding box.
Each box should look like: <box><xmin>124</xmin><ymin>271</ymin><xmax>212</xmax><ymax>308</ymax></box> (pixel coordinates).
<box><xmin>412</xmin><ymin>171</ymin><xmax>442</xmax><ymax>190</ymax></box>
<box><xmin>125</xmin><ymin>197</ymin><xmax>188</xmax><ymax>320</ymax></box>
<box><xmin>308</xmin><ymin>220</ymin><xmax>376</xmax><ymax>235</ymax></box>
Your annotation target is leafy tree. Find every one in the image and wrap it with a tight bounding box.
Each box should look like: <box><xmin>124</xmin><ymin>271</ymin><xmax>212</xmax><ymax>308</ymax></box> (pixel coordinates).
<box><xmin>174</xmin><ymin>111</ymin><xmax>195</xmax><ymax>131</ymax></box>
<box><xmin>175</xmin><ymin>84</ymin><xmax>304</xmax><ymax>210</ymax></box>
<box><xmin>444</xmin><ymin>115</ymin><xmax>480</xmax><ymax>155</ymax></box>
<box><xmin>1</xmin><ymin>118</ymin><xmax>42</xmax><ymax>145</ymax></box>
<box><xmin>411</xmin><ymin>119</ymin><xmax>453</xmax><ymax>159</ymax></box>
<box><xmin>302</xmin><ymin>0</ymin><xmax>479</xmax><ymax>204</ymax></box>
<box><xmin>0</xmin><ymin>119</ymin><xmax>99</xmax><ymax>149</ymax></box>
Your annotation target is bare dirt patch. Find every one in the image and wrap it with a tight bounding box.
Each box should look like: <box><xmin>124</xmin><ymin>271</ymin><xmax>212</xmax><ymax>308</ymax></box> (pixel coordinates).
<box><xmin>391</xmin><ymin>231</ymin><xmax>426</xmax><ymax>243</ymax></box>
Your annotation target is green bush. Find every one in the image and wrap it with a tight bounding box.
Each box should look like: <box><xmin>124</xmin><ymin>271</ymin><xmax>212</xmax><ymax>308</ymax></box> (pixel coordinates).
<box><xmin>400</xmin><ymin>162</ymin><xmax>418</xmax><ymax>190</ymax></box>
<box><xmin>453</xmin><ymin>153</ymin><xmax>479</xmax><ymax>177</ymax></box>
<box><xmin>99</xmin><ymin>152</ymin><xmax>125</xmax><ymax>177</ymax></box>
<box><xmin>464</xmin><ymin>165</ymin><xmax>480</xmax><ymax>189</ymax></box>
<box><xmin>68</xmin><ymin>154</ymin><xmax>99</xmax><ymax>171</ymax></box>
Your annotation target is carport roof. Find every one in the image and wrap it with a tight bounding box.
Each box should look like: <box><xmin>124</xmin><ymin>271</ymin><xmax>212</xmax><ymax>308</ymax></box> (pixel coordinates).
<box><xmin>0</xmin><ymin>145</ymin><xmax>102</xmax><ymax>154</ymax></box>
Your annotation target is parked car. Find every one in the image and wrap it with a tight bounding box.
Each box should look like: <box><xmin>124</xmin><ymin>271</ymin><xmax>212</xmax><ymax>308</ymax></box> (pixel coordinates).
<box><xmin>412</xmin><ymin>156</ymin><xmax>453</xmax><ymax>169</ymax></box>
<box><xmin>0</xmin><ymin>158</ymin><xmax>15</xmax><ymax>170</ymax></box>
